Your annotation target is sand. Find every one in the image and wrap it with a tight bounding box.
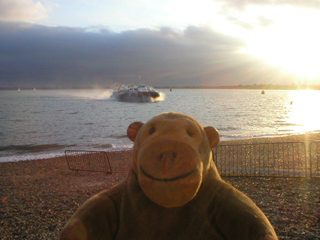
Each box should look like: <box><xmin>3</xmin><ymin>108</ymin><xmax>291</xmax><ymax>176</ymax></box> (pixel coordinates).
<box><xmin>1</xmin><ymin>133</ymin><xmax>320</xmax><ymax>239</ymax></box>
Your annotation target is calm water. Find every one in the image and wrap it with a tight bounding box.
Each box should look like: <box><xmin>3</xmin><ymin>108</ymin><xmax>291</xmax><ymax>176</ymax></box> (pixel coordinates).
<box><xmin>1</xmin><ymin>89</ymin><xmax>320</xmax><ymax>162</ymax></box>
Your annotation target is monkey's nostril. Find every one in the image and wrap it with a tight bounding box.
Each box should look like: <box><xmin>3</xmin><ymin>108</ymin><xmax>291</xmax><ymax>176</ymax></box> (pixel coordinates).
<box><xmin>158</xmin><ymin>152</ymin><xmax>177</xmax><ymax>162</ymax></box>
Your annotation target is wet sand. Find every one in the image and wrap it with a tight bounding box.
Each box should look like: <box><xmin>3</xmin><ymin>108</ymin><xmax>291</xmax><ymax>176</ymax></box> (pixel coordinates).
<box><xmin>1</xmin><ymin>133</ymin><xmax>320</xmax><ymax>239</ymax></box>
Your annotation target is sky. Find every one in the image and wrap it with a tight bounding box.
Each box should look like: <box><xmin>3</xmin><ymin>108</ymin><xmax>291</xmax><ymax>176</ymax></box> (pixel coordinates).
<box><xmin>1</xmin><ymin>0</ymin><xmax>320</xmax><ymax>88</ymax></box>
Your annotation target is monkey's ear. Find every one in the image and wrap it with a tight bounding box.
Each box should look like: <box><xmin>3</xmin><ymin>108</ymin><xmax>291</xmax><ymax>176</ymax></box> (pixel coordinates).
<box><xmin>127</xmin><ymin>122</ymin><xmax>144</xmax><ymax>142</ymax></box>
<box><xmin>204</xmin><ymin>127</ymin><xmax>219</xmax><ymax>148</ymax></box>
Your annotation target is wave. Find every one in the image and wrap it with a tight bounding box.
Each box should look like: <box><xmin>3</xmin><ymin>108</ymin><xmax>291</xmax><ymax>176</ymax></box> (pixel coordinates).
<box><xmin>114</xmin><ymin>134</ymin><xmax>129</xmax><ymax>139</ymax></box>
<box><xmin>100</xmin><ymin>134</ymin><xmax>128</xmax><ymax>139</ymax></box>
<box><xmin>0</xmin><ymin>143</ymin><xmax>133</xmax><ymax>163</ymax></box>
<box><xmin>220</xmin><ymin>133</ymin><xmax>287</xmax><ymax>141</ymax></box>
<box><xmin>218</xmin><ymin>126</ymin><xmax>238</xmax><ymax>131</ymax></box>
<box><xmin>274</xmin><ymin>122</ymin><xmax>303</xmax><ymax>127</ymax></box>
<box><xmin>220</xmin><ymin>130</ymin><xmax>319</xmax><ymax>141</ymax></box>
<box><xmin>0</xmin><ymin>144</ymin><xmax>75</xmax><ymax>157</ymax></box>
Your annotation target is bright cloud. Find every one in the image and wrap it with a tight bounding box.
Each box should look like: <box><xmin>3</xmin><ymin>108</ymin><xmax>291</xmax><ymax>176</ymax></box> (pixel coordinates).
<box><xmin>0</xmin><ymin>22</ymin><xmax>268</xmax><ymax>88</ymax></box>
<box><xmin>217</xmin><ymin>0</ymin><xmax>320</xmax><ymax>11</ymax></box>
<box><xmin>0</xmin><ymin>0</ymin><xmax>48</xmax><ymax>22</ymax></box>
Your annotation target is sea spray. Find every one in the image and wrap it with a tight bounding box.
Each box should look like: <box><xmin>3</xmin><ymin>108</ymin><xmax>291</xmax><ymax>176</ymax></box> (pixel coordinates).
<box><xmin>67</xmin><ymin>90</ymin><xmax>113</xmax><ymax>100</ymax></box>
<box><xmin>158</xmin><ymin>92</ymin><xmax>166</xmax><ymax>102</ymax></box>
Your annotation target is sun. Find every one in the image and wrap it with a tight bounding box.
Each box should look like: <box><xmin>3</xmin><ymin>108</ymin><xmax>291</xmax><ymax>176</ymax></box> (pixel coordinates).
<box><xmin>241</xmin><ymin>6</ymin><xmax>320</xmax><ymax>80</ymax></box>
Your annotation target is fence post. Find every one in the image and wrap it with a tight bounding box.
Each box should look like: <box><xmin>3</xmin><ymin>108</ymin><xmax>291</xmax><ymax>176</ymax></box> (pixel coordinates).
<box><xmin>309</xmin><ymin>142</ymin><xmax>312</xmax><ymax>178</ymax></box>
<box><xmin>309</xmin><ymin>141</ymin><xmax>320</xmax><ymax>178</ymax></box>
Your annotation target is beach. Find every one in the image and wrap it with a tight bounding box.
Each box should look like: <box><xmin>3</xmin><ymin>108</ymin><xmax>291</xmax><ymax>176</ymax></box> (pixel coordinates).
<box><xmin>1</xmin><ymin>133</ymin><xmax>320</xmax><ymax>239</ymax></box>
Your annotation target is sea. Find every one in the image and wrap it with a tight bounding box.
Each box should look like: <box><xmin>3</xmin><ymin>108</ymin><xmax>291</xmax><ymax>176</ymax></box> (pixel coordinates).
<box><xmin>1</xmin><ymin>88</ymin><xmax>320</xmax><ymax>162</ymax></box>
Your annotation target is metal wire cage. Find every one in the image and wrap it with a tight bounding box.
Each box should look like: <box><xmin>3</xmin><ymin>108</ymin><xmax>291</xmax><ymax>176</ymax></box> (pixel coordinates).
<box><xmin>65</xmin><ymin>150</ymin><xmax>112</xmax><ymax>174</ymax></box>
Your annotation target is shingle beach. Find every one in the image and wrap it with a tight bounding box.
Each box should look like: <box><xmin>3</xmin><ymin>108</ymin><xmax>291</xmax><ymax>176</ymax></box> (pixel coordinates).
<box><xmin>1</xmin><ymin>133</ymin><xmax>320</xmax><ymax>239</ymax></box>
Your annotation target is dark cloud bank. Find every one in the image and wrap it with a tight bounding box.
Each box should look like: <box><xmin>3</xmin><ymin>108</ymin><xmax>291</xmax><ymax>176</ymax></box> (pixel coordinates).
<box><xmin>0</xmin><ymin>21</ymin><xmax>293</xmax><ymax>89</ymax></box>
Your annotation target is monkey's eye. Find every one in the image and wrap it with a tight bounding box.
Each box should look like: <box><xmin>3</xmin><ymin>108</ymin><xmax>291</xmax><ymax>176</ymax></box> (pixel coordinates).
<box><xmin>187</xmin><ymin>130</ymin><xmax>193</xmax><ymax>137</ymax></box>
<box><xmin>149</xmin><ymin>127</ymin><xmax>156</xmax><ymax>135</ymax></box>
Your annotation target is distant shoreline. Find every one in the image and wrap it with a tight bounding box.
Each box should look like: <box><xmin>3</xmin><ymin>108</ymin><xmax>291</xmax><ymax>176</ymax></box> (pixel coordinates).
<box><xmin>163</xmin><ymin>84</ymin><xmax>320</xmax><ymax>90</ymax></box>
<box><xmin>1</xmin><ymin>84</ymin><xmax>320</xmax><ymax>91</ymax></box>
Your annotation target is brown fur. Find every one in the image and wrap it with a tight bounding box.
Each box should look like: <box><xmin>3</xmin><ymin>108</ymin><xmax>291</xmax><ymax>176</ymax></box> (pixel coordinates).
<box><xmin>60</xmin><ymin>112</ymin><xmax>278</xmax><ymax>240</ymax></box>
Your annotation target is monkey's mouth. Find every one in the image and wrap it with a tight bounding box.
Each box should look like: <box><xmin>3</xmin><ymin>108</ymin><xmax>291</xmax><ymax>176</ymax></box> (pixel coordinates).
<box><xmin>140</xmin><ymin>165</ymin><xmax>198</xmax><ymax>182</ymax></box>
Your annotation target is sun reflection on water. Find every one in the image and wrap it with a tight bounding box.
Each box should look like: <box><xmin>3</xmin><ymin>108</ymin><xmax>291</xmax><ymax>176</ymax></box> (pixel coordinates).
<box><xmin>284</xmin><ymin>90</ymin><xmax>320</xmax><ymax>133</ymax></box>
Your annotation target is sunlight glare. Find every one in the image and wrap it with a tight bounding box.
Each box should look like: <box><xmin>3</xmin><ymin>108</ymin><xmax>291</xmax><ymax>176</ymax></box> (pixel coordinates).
<box><xmin>241</xmin><ymin>7</ymin><xmax>320</xmax><ymax>79</ymax></box>
<box><xmin>286</xmin><ymin>90</ymin><xmax>320</xmax><ymax>133</ymax></box>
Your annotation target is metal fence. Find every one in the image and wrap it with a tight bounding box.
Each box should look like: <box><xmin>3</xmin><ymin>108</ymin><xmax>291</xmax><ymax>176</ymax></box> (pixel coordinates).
<box><xmin>214</xmin><ymin>142</ymin><xmax>307</xmax><ymax>178</ymax></box>
<box><xmin>65</xmin><ymin>141</ymin><xmax>320</xmax><ymax>178</ymax></box>
<box><xmin>65</xmin><ymin>150</ymin><xmax>112</xmax><ymax>174</ymax></box>
<box><xmin>310</xmin><ymin>141</ymin><xmax>320</xmax><ymax>178</ymax></box>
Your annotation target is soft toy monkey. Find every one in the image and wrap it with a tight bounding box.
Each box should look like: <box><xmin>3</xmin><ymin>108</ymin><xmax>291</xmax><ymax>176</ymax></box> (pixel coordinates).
<box><xmin>60</xmin><ymin>112</ymin><xmax>278</xmax><ymax>240</ymax></box>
